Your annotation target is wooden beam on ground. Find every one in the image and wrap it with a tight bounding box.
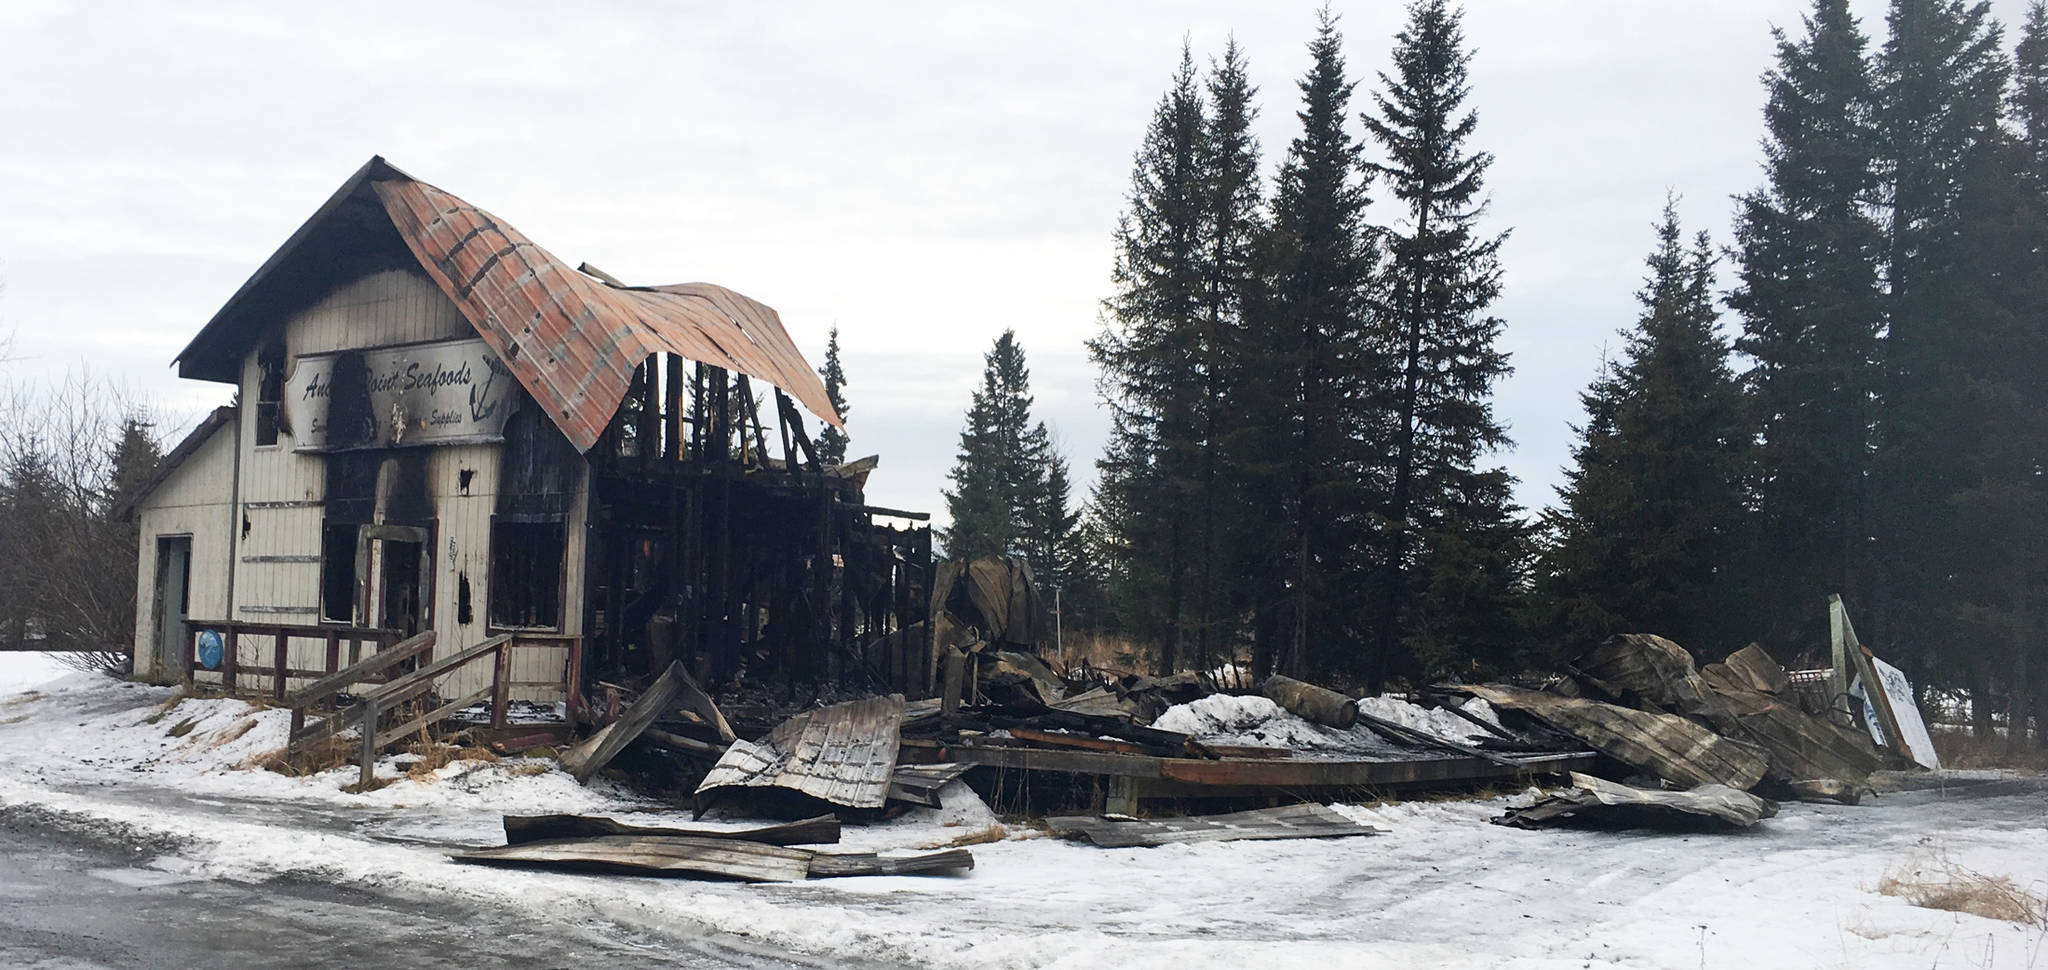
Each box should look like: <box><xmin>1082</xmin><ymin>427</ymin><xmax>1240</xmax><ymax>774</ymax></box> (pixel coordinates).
<box><xmin>561</xmin><ymin>660</ymin><xmax>689</xmax><ymax>784</ymax></box>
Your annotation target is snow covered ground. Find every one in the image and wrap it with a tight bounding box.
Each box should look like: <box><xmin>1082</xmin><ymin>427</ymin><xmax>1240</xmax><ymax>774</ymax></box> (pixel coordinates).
<box><xmin>2</xmin><ymin>674</ymin><xmax>2046</xmax><ymax>969</ymax></box>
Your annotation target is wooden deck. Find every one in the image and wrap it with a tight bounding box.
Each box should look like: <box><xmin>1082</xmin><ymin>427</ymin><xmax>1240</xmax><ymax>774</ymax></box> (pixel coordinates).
<box><xmin>899</xmin><ymin>738</ymin><xmax>1599</xmax><ymax>813</ymax></box>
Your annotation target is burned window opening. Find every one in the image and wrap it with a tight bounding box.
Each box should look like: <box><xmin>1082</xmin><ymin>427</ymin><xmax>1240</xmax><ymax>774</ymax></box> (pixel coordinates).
<box><xmin>320</xmin><ymin>523</ymin><xmax>359</xmax><ymax>623</ymax></box>
<box><xmin>457</xmin><ymin>573</ymin><xmax>474</xmax><ymax>625</ymax></box>
<box><xmin>491</xmin><ymin>519</ymin><xmax>564</xmax><ymax>630</ymax></box>
<box><xmin>458</xmin><ymin>468</ymin><xmax>475</xmax><ymax>494</ymax></box>
<box><xmin>255</xmin><ymin>341</ymin><xmax>286</xmax><ymax>446</ymax></box>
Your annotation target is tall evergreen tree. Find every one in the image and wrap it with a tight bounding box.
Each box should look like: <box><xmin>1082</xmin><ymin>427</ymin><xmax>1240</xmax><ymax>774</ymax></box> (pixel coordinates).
<box><xmin>2012</xmin><ymin>0</ymin><xmax>2048</xmax><ymax>742</ymax></box>
<box><xmin>1361</xmin><ymin>0</ymin><xmax>1518</xmax><ymax>686</ymax></box>
<box><xmin>1541</xmin><ymin>202</ymin><xmax>1750</xmax><ymax>658</ymax></box>
<box><xmin>1234</xmin><ymin>7</ymin><xmax>1379</xmax><ymax>679</ymax></box>
<box><xmin>941</xmin><ymin>331</ymin><xmax>1075</xmax><ymax>591</ymax></box>
<box><xmin>815</xmin><ymin>326</ymin><xmax>850</xmax><ymax>465</ymax></box>
<box><xmin>1188</xmin><ymin>38</ymin><xmax>1265</xmax><ymax>675</ymax></box>
<box><xmin>943</xmin><ymin>331</ymin><xmax>1040</xmax><ymax>561</ymax></box>
<box><xmin>1727</xmin><ymin>0</ymin><xmax>1885</xmax><ymax>654</ymax></box>
<box><xmin>1871</xmin><ymin>0</ymin><xmax>2010</xmax><ymax>688</ymax></box>
<box><xmin>1090</xmin><ymin>44</ymin><xmax>1210</xmax><ymax>672</ymax></box>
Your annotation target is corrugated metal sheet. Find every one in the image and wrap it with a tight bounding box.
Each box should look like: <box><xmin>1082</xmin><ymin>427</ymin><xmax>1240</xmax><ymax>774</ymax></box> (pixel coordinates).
<box><xmin>696</xmin><ymin>694</ymin><xmax>905</xmax><ymax>809</ymax></box>
<box><xmin>372</xmin><ymin>177</ymin><xmax>843</xmax><ymax>453</ymax></box>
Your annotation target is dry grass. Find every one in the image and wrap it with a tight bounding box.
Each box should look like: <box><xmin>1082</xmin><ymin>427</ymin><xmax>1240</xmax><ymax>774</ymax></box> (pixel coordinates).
<box><xmin>246</xmin><ymin>735</ymin><xmax>356</xmax><ymax>776</ymax></box>
<box><xmin>3</xmin><ymin>691</ymin><xmax>42</xmax><ymax>707</ymax></box>
<box><xmin>0</xmin><ymin>713</ymin><xmax>28</xmax><ymax>725</ymax></box>
<box><xmin>1052</xmin><ymin>633</ymin><xmax>1156</xmax><ymax>676</ymax></box>
<box><xmin>1929</xmin><ymin>727</ymin><xmax>2048</xmax><ymax>772</ymax></box>
<box><xmin>403</xmin><ymin>740</ymin><xmax>499</xmax><ymax>782</ymax></box>
<box><xmin>203</xmin><ymin>718</ymin><xmax>257</xmax><ymax>748</ymax></box>
<box><xmin>164</xmin><ymin>716</ymin><xmax>200</xmax><ymax>738</ymax></box>
<box><xmin>141</xmin><ymin>688</ymin><xmax>190</xmax><ymax>725</ymax></box>
<box><xmin>501</xmin><ymin>761</ymin><xmax>552</xmax><ymax>778</ymax></box>
<box><xmin>1878</xmin><ymin>852</ymin><xmax>2048</xmax><ymax>926</ymax></box>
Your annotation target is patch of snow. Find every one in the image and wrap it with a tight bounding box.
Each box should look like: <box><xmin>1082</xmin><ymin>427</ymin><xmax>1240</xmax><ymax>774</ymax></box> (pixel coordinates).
<box><xmin>1153</xmin><ymin>694</ymin><xmax>1406</xmax><ymax>757</ymax></box>
<box><xmin>1353</xmin><ymin>694</ymin><xmax>1503</xmax><ymax>745</ymax></box>
<box><xmin>0</xmin><ymin>653</ymin><xmax>86</xmax><ymax>694</ymax></box>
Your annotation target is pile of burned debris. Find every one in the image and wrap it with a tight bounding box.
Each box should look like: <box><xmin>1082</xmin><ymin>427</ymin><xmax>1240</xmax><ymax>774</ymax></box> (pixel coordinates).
<box><xmin>454</xmin><ymin>578</ymin><xmax>1934</xmax><ymax>881</ymax></box>
<box><xmin>1455</xmin><ymin>624</ymin><xmax>1937</xmax><ymax>829</ymax></box>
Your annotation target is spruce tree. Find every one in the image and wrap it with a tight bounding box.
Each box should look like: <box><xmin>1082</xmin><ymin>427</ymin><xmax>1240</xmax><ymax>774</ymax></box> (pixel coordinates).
<box><xmin>942</xmin><ymin>331</ymin><xmax>1074</xmax><ymax>590</ymax></box>
<box><xmin>1189</xmin><ymin>38</ymin><xmax>1265</xmax><ymax>675</ymax></box>
<box><xmin>1541</xmin><ymin>202</ymin><xmax>1750</xmax><ymax>658</ymax></box>
<box><xmin>2013</xmin><ymin>0</ymin><xmax>2048</xmax><ymax>741</ymax></box>
<box><xmin>1871</xmin><ymin>0</ymin><xmax>2009</xmax><ymax>689</ymax></box>
<box><xmin>1090</xmin><ymin>44</ymin><xmax>1210</xmax><ymax>672</ymax></box>
<box><xmin>1727</xmin><ymin>0</ymin><xmax>1885</xmax><ymax>653</ymax></box>
<box><xmin>1362</xmin><ymin>0</ymin><xmax>1518</xmax><ymax>686</ymax></box>
<box><xmin>1234</xmin><ymin>7</ymin><xmax>1378</xmax><ymax>679</ymax></box>
<box><xmin>815</xmin><ymin>326</ymin><xmax>850</xmax><ymax>465</ymax></box>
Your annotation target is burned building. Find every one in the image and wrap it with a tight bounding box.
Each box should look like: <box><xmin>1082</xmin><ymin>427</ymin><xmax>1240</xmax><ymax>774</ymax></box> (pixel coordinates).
<box><xmin>123</xmin><ymin>156</ymin><xmax>932</xmax><ymax>716</ymax></box>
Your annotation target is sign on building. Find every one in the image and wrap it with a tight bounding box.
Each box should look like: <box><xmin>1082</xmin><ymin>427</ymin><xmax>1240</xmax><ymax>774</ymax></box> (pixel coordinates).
<box><xmin>283</xmin><ymin>338</ymin><xmax>519</xmax><ymax>451</ymax></box>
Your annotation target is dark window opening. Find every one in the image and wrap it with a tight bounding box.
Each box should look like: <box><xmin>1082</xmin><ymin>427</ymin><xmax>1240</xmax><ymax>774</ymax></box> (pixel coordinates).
<box><xmin>457</xmin><ymin>574</ymin><xmax>474</xmax><ymax>625</ymax></box>
<box><xmin>321</xmin><ymin>524</ymin><xmax>359</xmax><ymax>623</ymax></box>
<box><xmin>255</xmin><ymin>342</ymin><xmax>285</xmax><ymax>446</ymax></box>
<box><xmin>490</xmin><ymin>520</ymin><xmax>564</xmax><ymax>629</ymax></box>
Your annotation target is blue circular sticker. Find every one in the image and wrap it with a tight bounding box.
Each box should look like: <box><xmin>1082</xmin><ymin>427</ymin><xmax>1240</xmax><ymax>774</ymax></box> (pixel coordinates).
<box><xmin>196</xmin><ymin>630</ymin><xmax>224</xmax><ymax>670</ymax></box>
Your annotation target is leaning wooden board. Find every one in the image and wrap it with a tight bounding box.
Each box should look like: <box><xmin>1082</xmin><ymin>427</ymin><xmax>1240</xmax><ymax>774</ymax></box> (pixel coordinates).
<box><xmin>502</xmin><ymin>813</ymin><xmax>840</xmax><ymax>846</ymax></box>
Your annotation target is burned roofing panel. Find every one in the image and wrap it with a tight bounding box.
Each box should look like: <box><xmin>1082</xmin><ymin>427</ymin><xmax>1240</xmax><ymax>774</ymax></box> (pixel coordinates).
<box><xmin>371</xmin><ymin>176</ymin><xmax>843</xmax><ymax>453</ymax></box>
<box><xmin>696</xmin><ymin>694</ymin><xmax>905</xmax><ymax>809</ymax></box>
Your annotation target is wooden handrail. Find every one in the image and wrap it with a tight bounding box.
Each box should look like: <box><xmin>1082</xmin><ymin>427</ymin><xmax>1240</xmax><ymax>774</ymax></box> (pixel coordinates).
<box><xmin>365</xmin><ymin>634</ymin><xmax>511</xmax><ymax>706</ymax></box>
<box><xmin>288</xmin><ymin>631</ymin><xmax>436</xmax><ymax>709</ymax></box>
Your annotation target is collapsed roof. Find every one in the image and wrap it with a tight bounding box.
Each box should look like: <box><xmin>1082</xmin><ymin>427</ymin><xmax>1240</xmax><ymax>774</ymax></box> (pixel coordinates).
<box><xmin>173</xmin><ymin>156</ymin><xmax>843</xmax><ymax>453</ymax></box>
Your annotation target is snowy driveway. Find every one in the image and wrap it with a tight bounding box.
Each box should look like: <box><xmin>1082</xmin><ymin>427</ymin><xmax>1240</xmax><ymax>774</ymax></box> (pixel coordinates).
<box><xmin>1</xmin><ymin>674</ymin><xmax>2044</xmax><ymax>969</ymax></box>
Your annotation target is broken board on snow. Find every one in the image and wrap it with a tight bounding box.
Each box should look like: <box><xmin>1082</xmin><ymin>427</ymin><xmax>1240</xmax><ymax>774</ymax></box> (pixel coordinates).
<box><xmin>1044</xmin><ymin>803</ymin><xmax>1385</xmax><ymax>849</ymax></box>
<box><xmin>502</xmin><ymin>813</ymin><xmax>840</xmax><ymax>846</ymax></box>
<box><xmin>1496</xmin><ymin>772</ymin><xmax>1777</xmax><ymax>829</ymax></box>
<box><xmin>887</xmin><ymin>762</ymin><xmax>971</xmax><ymax>809</ymax></box>
<box><xmin>452</xmin><ymin>834</ymin><xmax>974</xmax><ymax>882</ymax></box>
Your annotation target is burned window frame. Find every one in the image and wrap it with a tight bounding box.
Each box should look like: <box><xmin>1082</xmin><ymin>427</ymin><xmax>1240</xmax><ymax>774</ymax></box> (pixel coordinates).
<box><xmin>254</xmin><ymin>340</ymin><xmax>287</xmax><ymax>447</ymax></box>
<box><xmin>488</xmin><ymin>516</ymin><xmax>567</xmax><ymax>632</ymax></box>
<box><xmin>319</xmin><ymin>522</ymin><xmax>360</xmax><ymax>624</ymax></box>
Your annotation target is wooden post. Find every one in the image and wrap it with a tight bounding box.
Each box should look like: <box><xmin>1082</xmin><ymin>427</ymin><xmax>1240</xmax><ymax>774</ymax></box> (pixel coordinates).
<box><xmin>220</xmin><ymin>626</ymin><xmax>238</xmax><ymax>692</ymax></box>
<box><xmin>272</xmin><ymin>628</ymin><xmax>289</xmax><ymax>700</ymax></box>
<box><xmin>565</xmin><ymin>636</ymin><xmax>585</xmax><ymax>726</ymax></box>
<box><xmin>491</xmin><ymin>638</ymin><xmax>512</xmax><ymax>731</ymax></box>
<box><xmin>184</xmin><ymin>622</ymin><xmax>198</xmax><ymax>688</ymax></box>
<box><xmin>357</xmin><ymin>694</ymin><xmax>380</xmax><ymax>789</ymax></box>
<box><xmin>941</xmin><ymin>649</ymin><xmax>965</xmax><ymax>725</ymax></box>
<box><xmin>324</xmin><ymin>632</ymin><xmax>340</xmax><ymax>676</ymax></box>
<box><xmin>1827</xmin><ymin>594</ymin><xmax>1851</xmax><ymax>717</ymax></box>
<box><xmin>223</xmin><ymin>628</ymin><xmax>238</xmax><ymax>691</ymax></box>
<box><xmin>664</xmin><ymin>353</ymin><xmax>683</xmax><ymax>461</ymax></box>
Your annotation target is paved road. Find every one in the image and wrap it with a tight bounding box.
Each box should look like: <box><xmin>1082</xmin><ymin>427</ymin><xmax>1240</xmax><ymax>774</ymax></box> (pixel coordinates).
<box><xmin>0</xmin><ymin>806</ymin><xmax>828</xmax><ymax>970</ymax></box>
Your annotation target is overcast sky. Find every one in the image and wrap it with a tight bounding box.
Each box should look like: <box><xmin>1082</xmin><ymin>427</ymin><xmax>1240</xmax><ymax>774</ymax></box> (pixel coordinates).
<box><xmin>0</xmin><ymin>0</ymin><xmax>2034</xmax><ymax>524</ymax></box>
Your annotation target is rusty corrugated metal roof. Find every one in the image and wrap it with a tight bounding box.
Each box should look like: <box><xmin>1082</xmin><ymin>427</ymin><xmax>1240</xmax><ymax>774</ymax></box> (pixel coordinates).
<box><xmin>369</xmin><ymin>174</ymin><xmax>842</xmax><ymax>454</ymax></box>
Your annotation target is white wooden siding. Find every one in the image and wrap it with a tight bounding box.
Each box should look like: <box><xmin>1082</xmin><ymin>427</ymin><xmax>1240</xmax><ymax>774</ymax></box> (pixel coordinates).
<box><xmin>138</xmin><ymin>266</ymin><xmax>588</xmax><ymax>704</ymax></box>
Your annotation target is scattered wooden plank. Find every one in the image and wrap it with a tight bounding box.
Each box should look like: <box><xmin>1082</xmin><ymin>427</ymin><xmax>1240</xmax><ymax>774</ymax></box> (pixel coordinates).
<box><xmin>672</xmin><ymin>663</ymin><xmax>737</xmax><ymax>745</ymax></box>
<box><xmin>806</xmin><ymin>849</ymin><xmax>974</xmax><ymax>878</ymax></box>
<box><xmin>641</xmin><ymin>727</ymin><xmax>729</xmax><ymax>758</ymax></box>
<box><xmin>561</xmin><ymin>661</ymin><xmax>689</xmax><ymax>784</ymax></box>
<box><xmin>452</xmin><ymin>835</ymin><xmax>813</xmax><ymax>882</ymax></box>
<box><xmin>1190</xmin><ymin>742</ymin><xmax>1294</xmax><ymax>760</ymax></box>
<box><xmin>1008</xmin><ymin>727</ymin><xmax>1153</xmax><ymax>756</ymax></box>
<box><xmin>491</xmin><ymin>732</ymin><xmax>561</xmax><ymax>755</ymax></box>
<box><xmin>503</xmin><ymin>813</ymin><xmax>839</xmax><ymax>846</ymax></box>
<box><xmin>887</xmin><ymin>762</ymin><xmax>972</xmax><ymax>808</ymax></box>
<box><xmin>1045</xmin><ymin>803</ymin><xmax>1384</xmax><ymax>848</ymax></box>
